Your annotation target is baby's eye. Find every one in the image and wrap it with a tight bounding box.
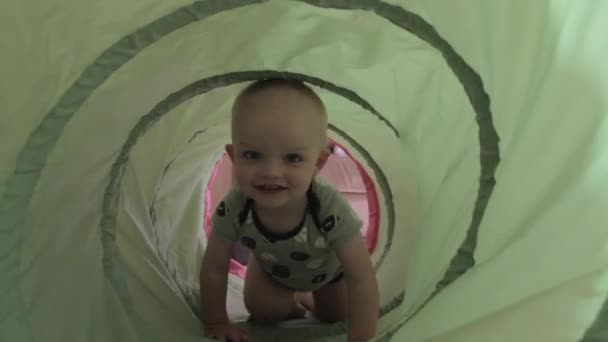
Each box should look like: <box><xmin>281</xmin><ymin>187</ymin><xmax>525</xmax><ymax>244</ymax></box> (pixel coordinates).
<box><xmin>285</xmin><ymin>153</ymin><xmax>303</xmax><ymax>163</ymax></box>
<box><xmin>242</xmin><ymin>150</ymin><xmax>261</xmax><ymax>160</ymax></box>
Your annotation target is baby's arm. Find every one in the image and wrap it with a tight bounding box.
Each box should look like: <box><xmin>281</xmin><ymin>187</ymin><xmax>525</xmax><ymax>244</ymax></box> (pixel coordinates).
<box><xmin>336</xmin><ymin>234</ymin><xmax>379</xmax><ymax>342</ymax></box>
<box><xmin>200</xmin><ymin>232</ymin><xmax>248</xmax><ymax>341</ymax></box>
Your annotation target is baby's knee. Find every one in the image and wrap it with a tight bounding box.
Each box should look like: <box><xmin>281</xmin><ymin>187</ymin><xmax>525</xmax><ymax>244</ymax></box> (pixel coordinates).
<box><xmin>315</xmin><ymin>309</ymin><xmax>346</xmax><ymax>323</ymax></box>
<box><xmin>245</xmin><ymin>302</ymin><xmax>286</xmax><ymax>324</ymax></box>
<box><xmin>244</xmin><ymin>292</ymin><xmax>289</xmax><ymax>324</ymax></box>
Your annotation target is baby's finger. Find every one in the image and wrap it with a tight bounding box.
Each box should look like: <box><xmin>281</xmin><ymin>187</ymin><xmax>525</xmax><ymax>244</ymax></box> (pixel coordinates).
<box><xmin>235</xmin><ymin>326</ymin><xmax>248</xmax><ymax>341</ymax></box>
<box><xmin>239</xmin><ymin>330</ymin><xmax>249</xmax><ymax>342</ymax></box>
<box><xmin>224</xmin><ymin>331</ymin><xmax>243</xmax><ymax>342</ymax></box>
<box><xmin>209</xmin><ymin>330</ymin><xmax>229</xmax><ymax>342</ymax></box>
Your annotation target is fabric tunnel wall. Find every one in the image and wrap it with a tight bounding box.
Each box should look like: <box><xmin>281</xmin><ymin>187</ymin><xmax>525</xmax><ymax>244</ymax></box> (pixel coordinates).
<box><xmin>1</xmin><ymin>1</ymin><xmax>607</xmax><ymax>342</ymax></box>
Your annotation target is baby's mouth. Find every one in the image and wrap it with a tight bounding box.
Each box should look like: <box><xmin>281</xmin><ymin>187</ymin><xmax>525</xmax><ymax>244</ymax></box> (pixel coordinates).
<box><xmin>255</xmin><ymin>184</ymin><xmax>287</xmax><ymax>192</ymax></box>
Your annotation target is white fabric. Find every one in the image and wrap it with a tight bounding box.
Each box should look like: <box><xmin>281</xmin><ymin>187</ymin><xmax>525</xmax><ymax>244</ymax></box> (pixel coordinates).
<box><xmin>1</xmin><ymin>1</ymin><xmax>607</xmax><ymax>341</ymax></box>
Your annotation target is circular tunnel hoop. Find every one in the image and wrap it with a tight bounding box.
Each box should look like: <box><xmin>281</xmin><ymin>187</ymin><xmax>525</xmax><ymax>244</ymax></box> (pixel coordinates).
<box><xmin>115</xmin><ymin>70</ymin><xmax>398</xmax><ymax>333</ymax></box>
<box><xmin>203</xmin><ymin>140</ymin><xmax>384</xmax><ymax>277</ymax></box>
<box><xmin>138</xmin><ymin>70</ymin><xmax>396</xmax><ymax>275</ymax></box>
<box><xmin>0</xmin><ymin>0</ymin><xmax>500</xmax><ymax>339</ymax></box>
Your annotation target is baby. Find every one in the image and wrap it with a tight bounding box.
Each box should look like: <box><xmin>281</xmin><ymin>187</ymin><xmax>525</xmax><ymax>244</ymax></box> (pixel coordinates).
<box><xmin>200</xmin><ymin>79</ymin><xmax>378</xmax><ymax>342</ymax></box>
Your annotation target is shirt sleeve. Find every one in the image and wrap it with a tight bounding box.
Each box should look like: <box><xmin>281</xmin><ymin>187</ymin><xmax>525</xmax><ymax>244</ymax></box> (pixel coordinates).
<box><xmin>210</xmin><ymin>188</ymin><xmax>243</xmax><ymax>242</ymax></box>
<box><xmin>316</xmin><ymin>180</ymin><xmax>363</xmax><ymax>249</ymax></box>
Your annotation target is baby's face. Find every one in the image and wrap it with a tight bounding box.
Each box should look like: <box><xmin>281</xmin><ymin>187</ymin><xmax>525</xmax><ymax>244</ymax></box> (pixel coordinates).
<box><xmin>229</xmin><ymin>87</ymin><xmax>328</xmax><ymax>211</ymax></box>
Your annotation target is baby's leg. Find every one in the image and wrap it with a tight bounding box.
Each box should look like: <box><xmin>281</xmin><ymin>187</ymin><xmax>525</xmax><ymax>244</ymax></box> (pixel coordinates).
<box><xmin>243</xmin><ymin>256</ymin><xmax>305</xmax><ymax>324</ymax></box>
<box><xmin>312</xmin><ymin>277</ymin><xmax>348</xmax><ymax>323</ymax></box>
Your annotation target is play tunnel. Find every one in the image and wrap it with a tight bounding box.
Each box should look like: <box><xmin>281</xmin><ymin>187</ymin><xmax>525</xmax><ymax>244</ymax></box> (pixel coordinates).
<box><xmin>1</xmin><ymin>1</ymin><xmax>607</xmax><ymax>341</ymax></box>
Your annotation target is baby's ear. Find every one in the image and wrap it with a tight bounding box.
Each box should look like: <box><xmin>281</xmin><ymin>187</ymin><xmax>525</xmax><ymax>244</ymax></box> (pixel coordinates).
<box><xmin>225</xmin><ymin>144</ymin><xmax>235</xmax><ymax>161</ymax></box>
<box><xmin>315</xmin><ymin>147</ymin><xmax>330</xmax><ymax>172</ymax></box>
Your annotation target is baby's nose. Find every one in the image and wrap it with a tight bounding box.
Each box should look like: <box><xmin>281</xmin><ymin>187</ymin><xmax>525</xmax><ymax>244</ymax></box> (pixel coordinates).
<box><xmin>261</xmin><ymin>159</ymin><xmax>282</xmax><ymax>176</ymax></box>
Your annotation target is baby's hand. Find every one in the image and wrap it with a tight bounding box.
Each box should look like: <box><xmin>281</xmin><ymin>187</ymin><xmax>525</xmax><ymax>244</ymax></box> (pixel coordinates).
<box><xmin>204</xmin><ymin>321</ymin><xmax>248</xmax><ymax>342</ymax></box>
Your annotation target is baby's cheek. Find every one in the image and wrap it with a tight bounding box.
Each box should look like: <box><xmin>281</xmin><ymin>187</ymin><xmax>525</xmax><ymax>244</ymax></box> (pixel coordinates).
<box><xmin>233</xmin><ymin>172</ymin><xmax>249</xmax><ymax>187</ymax></box>
<box><xmin>291</xmin><ymin>176</ymin><xmax>313</xmax><ymax>190</ymax></box>
<box><xmin>234</xmin><ymin>166</ymin><xmax>252</xmax><ymax>179</ymax></box>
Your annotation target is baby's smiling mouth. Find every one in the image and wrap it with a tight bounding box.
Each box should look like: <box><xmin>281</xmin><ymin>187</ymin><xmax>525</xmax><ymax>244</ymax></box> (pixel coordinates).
<box><xmin>255</xmin><ymin>184</ymin><xmax>287</xmax><ymax>192</ymax></box>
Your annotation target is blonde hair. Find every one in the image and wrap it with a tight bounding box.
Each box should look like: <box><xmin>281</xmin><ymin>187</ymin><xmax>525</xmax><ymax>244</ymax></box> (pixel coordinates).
<box><xmin>232</xmin><ymin>78</ymin><xmax>326</xmax><ymax>115</ymax></box>
<box><xmin>231</xmin><ymin>78</ymin><xmax>328</xmax><ymax>148</ymax></box>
